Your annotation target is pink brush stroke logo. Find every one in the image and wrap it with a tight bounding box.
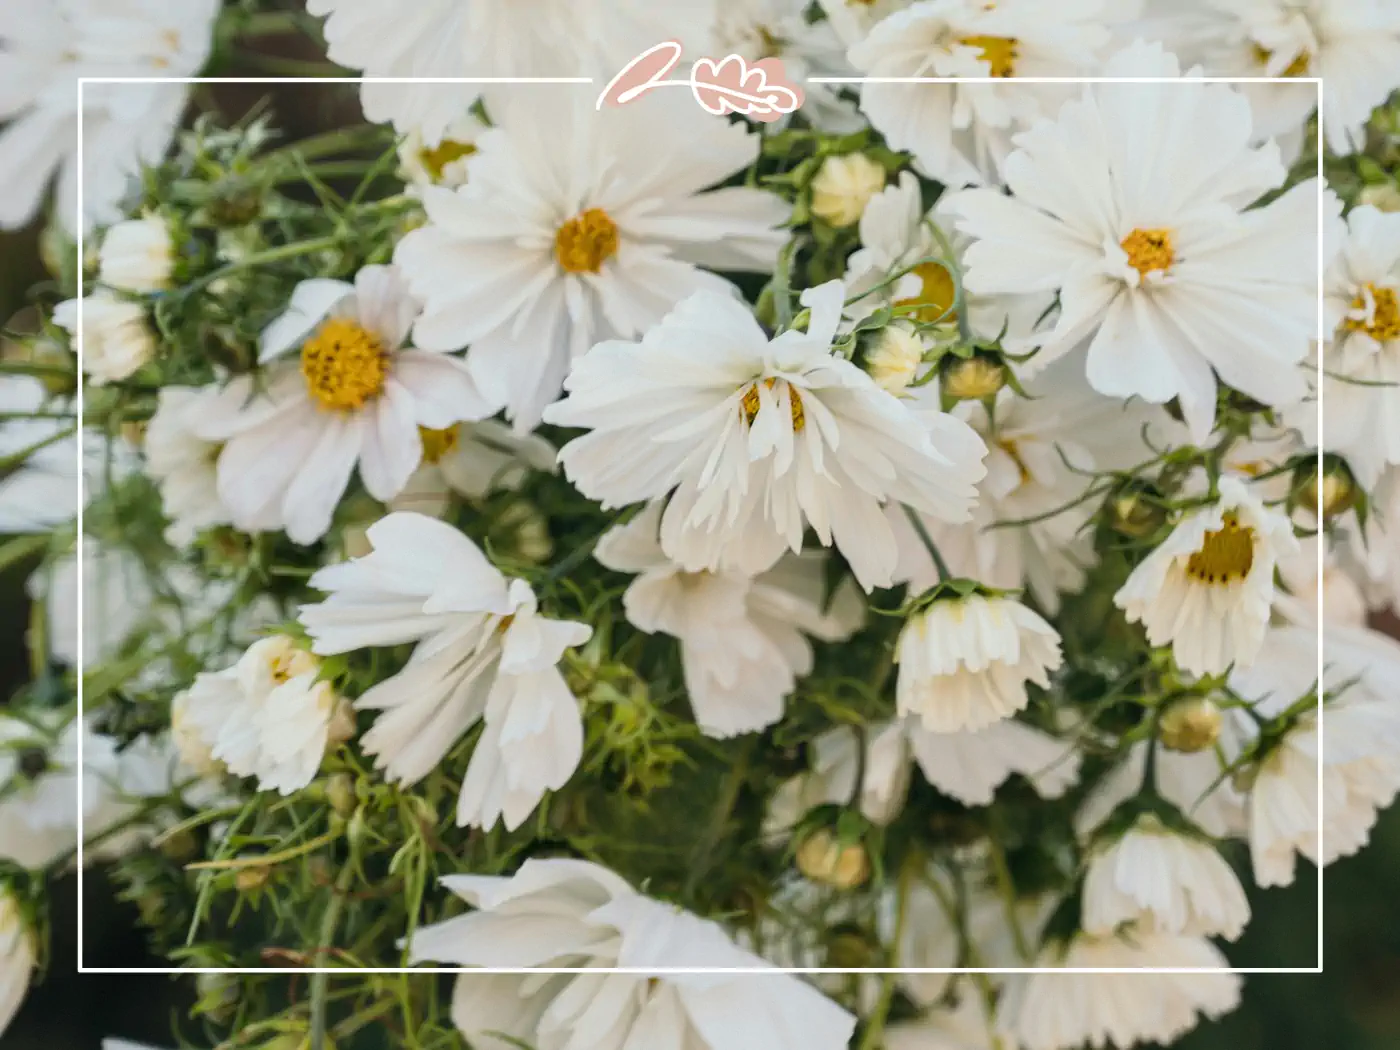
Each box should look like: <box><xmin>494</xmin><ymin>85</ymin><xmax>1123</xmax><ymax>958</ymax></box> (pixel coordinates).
<box><xmin>597</xmin><ymin>40</ymin><xmax>804</xmax><ymax>123</ymax></box>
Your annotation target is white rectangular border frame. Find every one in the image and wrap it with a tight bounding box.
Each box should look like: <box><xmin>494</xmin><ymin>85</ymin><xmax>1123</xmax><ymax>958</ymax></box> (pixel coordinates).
<box><xmin>74</xmin><ymin>72</ymin><xmax>1326</xmax><ymax>975</ymax></box>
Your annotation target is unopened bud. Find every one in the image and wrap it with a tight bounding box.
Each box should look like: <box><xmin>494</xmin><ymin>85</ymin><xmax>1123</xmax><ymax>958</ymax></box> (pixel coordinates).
<box><xmin>1297</xmin><ymin>460</ymin><xmax>1357</xmax><ymax>520</ymax></box>
<box><xmin>1159</xmin><ymin>698</ymin><xmax>1223</xmax><ymax>753</ymax></box>
<box><xmin>941</xmin><ymin>353</ymin><xmax>1007</xmax><ymax>402</ymax></box>
<box><xmin>864</xmin><ymin>324</ymin><xmax>924</xmax><ymax>391</ymax></box>
<box><xmin>796</xmin><ymin>830</ymin><xmax>870</xmax><ymax>890</ymax></box>
<box><xmin>809</xmin><ymin>153</ymin><xmax>887</xmax><ymax>227</ymax></box>
<box><xmin>235</xmin><ymin>866</ymin><xmax>270</xmax><ymax>893</ymax></box>
<box><xmin>1110</xmin><ymin>490</ymin><xmax>1166</xmax><ymax>539</ymax></box>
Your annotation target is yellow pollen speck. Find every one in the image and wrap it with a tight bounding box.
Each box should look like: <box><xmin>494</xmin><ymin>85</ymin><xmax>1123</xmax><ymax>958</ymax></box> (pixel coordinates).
<box><xmin>555</xmin><ymin>208</ymin><xmax>620</xmax><ymax>275</ymax></box>
<box><xmin>418</xmin><ymin>424</ymin><xmax>462</xmax><ymax>464</ymax></box>
<box><xmin>997</xmin><ymin>438</ymin><xmax>1033</xmax><ymax>486</ymax></box>
<box><xmin>418</xmin><ymin>139</ymin><xmax>477</xmax><ymax>181</ymax></box>
<box><xmin>300</xmin><ymin>317</ymin><xmax>388</xmax><ymax>412</ymax></box>
<box><xmin>741</xmin><ymin>377</ymin><xmax>805</xmax><ymax>431</ymax></box>
<box><xmin>895</xmin><ymin>261</ymin><xmax>958</xmax><ymax>323</ymax></box>
<box><xmin>1121</xmin><ymin>228</ymin><xmax>1175</xmax><ymax>280</ymax></box>
<box><xmin>1345</xmin><ymin>284</ymin><xmax>1400</xmax><ymax>342</ymax></box>
<box><xmin>1184</xmin><ymin>512</ymin><xmax>1256</xmax><ymax>585</ymax></box>
<box><xmin>1252</xmin><ymin>44</ymin><xmax>1310</xmax><ymax>78</ymax></box>
<box><xmin>961</xmin><ymin>35</ymin><xmax>1019</xmax><ymax>78</ymax></box>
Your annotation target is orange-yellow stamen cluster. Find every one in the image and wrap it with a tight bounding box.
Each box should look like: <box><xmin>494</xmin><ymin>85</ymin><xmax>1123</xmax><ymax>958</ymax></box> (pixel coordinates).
<box><xmin>555</xmin><ymin>208</ymin><xmax>620</xmax><ymax>274</ymax></box>
<box><xmin>741</xmin><ymin>377</ymin><xmax>806</xmax><ymax>431</ymax></box>
<box><xmin>418</xmin><ymin>424</ymin><xmax>462</xmax><ymax>464</ymax></box>
<box><xmin>1121</xmin><ymin>228</ymin><xmax>1175</xmax><ymax>280</ymax></box>
<box><xmin>1345</xmin><ymin>284</ymin><xmax>1400</xmax><ymax>342</ymax></box>
<box><xmin>961</xmin><ymin>35</ymin><xmax>1019</xmax><ymax>78</ymax></box>
<box><xmin>418</xmin><ymin>139</ymin><xmax>477</xmax><ymax>181</ymax></box>
<box><xmin>1252</xmin><ymin>44</ymin><xmax>1310</xmax><ymax>78</ymax></box>
<box><xmin>1185</xmin><ymin>513</ymin><xmax>1256</xmax><ymax>584</ymax></box>
<box><xmin>896</xmin><ymin>261</ymin><xmax>958</xmax><ymax>324</ymax></box>
<box><xmin>301</xmin><ymin>318</ymin><xmax>387</xmax><ymax>411</ymax></box>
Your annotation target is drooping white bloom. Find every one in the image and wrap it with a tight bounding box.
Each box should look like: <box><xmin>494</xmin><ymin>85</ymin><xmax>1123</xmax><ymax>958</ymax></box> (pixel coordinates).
<box><xmin>886</xmin><ymin>993</ymin><xmax>998</xmax><ymax>1050</ymax></box>
<box><xmin>0</xmin><ymin>0</ymin><xmax>220</xmax><ymax>231</ymax></box>
<box><xmin>998</xmin><ymin>931</ymin><xmax>1242</xmax><ymax>1050</ymax></box>
<box><xmin>596</xmin><ymin>503</ymin><xmax>865</xmax><ymax>737</ymax></box>
<box><xmin>299</xmin><ymin>513</ymin><xmax>592</xmax><ymax>830</ymax></box>
<box><xmin>944</xmin><ymin>41</ymin><xmax>1322</xmax><ymax>441</ymax></box>
<box><xmin>54</xmin><ymin>291</ymin><xmax>156</xmax><ymax>385</ymax></box>
<box><xmin>0</xmin><ymin>888</ymin><xmax>34</xmax><ymax>1039</ymax></box>
<box><xmin>395</xmin><ymin>90</ymin><xmax>789</xmax><ymax>430</ymax></box>
<box><xmin>407</xmin><ymin>858</ymin><xmax>857</xmax><ymax>1050</ymax></box>
<box><xmin>0</xmin><ymin>375</ymin><xmax>77</xmax><ymax>533</ymax></box>
<box><xmin>895</xmin><ymin>592</ymin><xmax>1062</xmax><ymax>733</ymax></box>
<box><xmin>189</xmin><ymin>264</ymin><xmax>494</xmax><ymax>544</ymax></box>
<box><xmin>848</xmin><ymin>0</ymin><xmax>1112</xmax><ymax>185</ymax></box>
<box><xmin>98</xmin><ymin>213</ymin><xmax>174</xmax><ymax>293</ymax></box>
<box><xmin>1115</xmin><ymin>476</ymin><xmax>1298</xmax><ymax>676</ymax></box>
<box><xmin>143</xmin><ymin>385</ymin><xmax>232</xmax><ymax>545</ymax></box>
<box><xmin>547</xmin><ymin>281</ymin><xmax>987</xmax><ymax>591</ymax></box>
<box><xmin>1082</xmin><ymin>816</ymin><xmax>1250</xmax><ymax>940</ymax></box>
<box><xmin>306</xmin><ymin>0</ymin><xmax>715</xmax><ymax>145</ymax></box>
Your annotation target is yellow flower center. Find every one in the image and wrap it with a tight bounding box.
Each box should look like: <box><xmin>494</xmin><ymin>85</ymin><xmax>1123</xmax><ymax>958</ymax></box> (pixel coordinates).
<box><xmin>1120</xmin><ymin>228</ymin><xmax>1175</xmax><ymax>280</ymax></box>
<box><xmin>741</xmin><ymin>377</ymin><xmax>806</xmax><ymax>431</ymax></box>
<box><xmin>555</xmin><ymin>208</ymin><xmax>620</xmax><ymax>275</ymax></box>
<box><xmin>1345</xmin><ymin>284</ymin><xmax>1400</xmax><ymax>341</ymax></box>
<box><xmin>1184</xmin><ymin>513</ymin><xmax>1256</xmax><ymax>585</ymax></box>
<box><xmin>1252</xmin><ymin>44</ymin><xmax>1311</xmax><ymax>77</ymax></box>
<box><xmin>418</xmin><ymin>139</ymin><xmax>476</xmax><ymax>181</ymax></box>
<box><xmin>300</xmin><ymin>318</ymin><xmax>388</xmax><ymax>412</ymax></box>
<box><xmin>418</xmin><ymin>424</ymin><xmax>462</xmax><ymax>464</ymax></box>
<box><xmin>961</xmin><ymin>35</ymin><xmax>1019</xmax><ymax>78</ymax></box>
<box><xmin>895</xmin><ymin>261</ymin><xmax>958</xmax><ymax>324</ymax></box>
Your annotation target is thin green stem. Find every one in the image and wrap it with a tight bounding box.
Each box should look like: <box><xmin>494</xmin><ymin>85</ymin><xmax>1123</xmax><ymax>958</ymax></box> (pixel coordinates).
<box><xmin>902</xmin><ymin>503</ymin><xmax>951</xmax><ymax>582</ymax></box>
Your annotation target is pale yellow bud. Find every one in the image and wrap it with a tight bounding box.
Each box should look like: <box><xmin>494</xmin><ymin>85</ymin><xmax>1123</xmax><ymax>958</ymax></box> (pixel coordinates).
<box><xmin>796</xmin><ymin>830</ymin><xmax>870</xmax><ymax>889</ymax></box>
<box><xmin>942</xmin><ymin>354</ymin><xmax>1007</xmax><ymax>401</ymax></box>
<box><xmin>1159</xmin><ymin>697</ymin><xmax>1223</xmax><ymax>753</ymax></box>
<box><xmin>865</xmin><ymin>324</ymin><xmax>925</xmax><ymax>391</ymax></box>
<box><xmin>810</xmin><ymin>153</ymin><xmax>887</xmax><ymax>227</ymax></box>
<box><xmin>1359</xmin><ymin>182</ymin><xmax>1400</xmax><ymax>213</ymax></box>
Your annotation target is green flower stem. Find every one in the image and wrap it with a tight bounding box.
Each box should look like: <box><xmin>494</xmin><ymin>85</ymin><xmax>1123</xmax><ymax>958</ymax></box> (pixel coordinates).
<box><xmin>856</xmin><ymin>853</ymin><xmax>916</xmax><ymax>1050</ymax></box>
<box><xmin>311</xmin><ymin>835</ymin><xmax>362</xmax><ymax>1050</ymax></box>
<box><xmin>902</xmin><ymin>503</ymin><xmax>952</xmax><ymax>583</ymax></box>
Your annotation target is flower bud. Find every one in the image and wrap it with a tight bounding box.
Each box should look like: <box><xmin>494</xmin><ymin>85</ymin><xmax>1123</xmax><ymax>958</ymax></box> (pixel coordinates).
<box><xmin>98</xmin><ymin>214</ymin><xmax>174</xmax><ymax>293</ymax></box>
<box><xmin>325</xmin><ymin>773</ymin><xmax>357</xmax><ymax>817</ymax></box>
<box><xmin>235</xmin><ymin>866</ymin><xmax>270</xmax><ymax>893</ymax></box>
<box><xmin>863</xmin><ymin>324</ymin><xmax>924</xmax><ymax>391</ymax></box>
<box><xmin>795</xmin><ymin>830</ymin><xmax>870</xmax><ymax>889</ymax></box>
<box><xmin>809</xmin><ymin>153</ymin><xmax>887</xmax><ymax>227</ymax></box>
<box><xmin>1109</xmin><ymin>488</ymin><xmax>1166</xmax><ymax>539</ymax></box>
<box><xmin>1359</xmin><ymin>182</ymin><xmax>1400</xmax><ymax>213</ymax></box>
<box><xmin>941</xmin><ymin>353</ymin><xmax>1007</xmax><ymax>402</ymax></box>
<box><xmin>1159</xmin><ymin>697</ymin><xmax>1223</xmax><ymax>753</ymax></box>
<box><xmin>1296</xmin><ymin>459</ymin><xmax>1357</xmax><ymax>521</ymax></box>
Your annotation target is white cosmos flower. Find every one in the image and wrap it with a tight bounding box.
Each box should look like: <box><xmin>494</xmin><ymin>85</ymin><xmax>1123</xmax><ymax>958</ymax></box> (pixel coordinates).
<box><xmin>848</xmin><ymin>0</ymin><xmax>1112</xmax><ymax>186</ymax></box>
<box><xmin>0</xmin><ymin>0</ymin><xmax>220</xmax><ymax>231</ymax></box>
<box><xmin>407</xmin><ymin>858</ymin><xmax>857</xmax><ymax>1050</ymax></box>
<box><xmin>886</xmin><ymin>993</ymin><xmax>997</xmax><ymax>1050</ymax></box>
<box><xmin>547</xmin><ymin>281</ymin><xmax>987</xmax><ymax>591</ymax></box>
<box><xmin>190</xmin><ymin>264</ymin><xmax>494</xmax><ymax>545</ymax></box>
<box><xmin>398</xmin><ymin>112</ymin><xmax>488</xmax><ymax>190</ymax></box>
<box><xmin>895</xmin><ymin>592</ymin><xmax>1062</xmax><ymax>733</ymax></box>
<box><xmin>403</xmin><ymin>419</ymin><xmax>557</xmax><ymax>510</ymax></box>
<box><xmin>306</xmin><ymin>0</ymin><xmax>714</xmax><ymax>146</ymax></box>
<box><xmin>98</xmin><ymin>213</ymin><xmax>174</xmax><ymax>293</ymax></box>
<box><xmin>595</xmin><ymin>503</ymin><xmax>865</xmax><ymax>737</ymax></box>
<box><xmin>998</xmin><ymin>931</ymin><xmax>1242</xmax><ymax>1050</ymax></box>
<box><xmin>394</xmin><ymin>90</ymin><xmax>788</xmax><ymax>430</ymax></box>
<box><xmin>54</xmin><ymin>291</ymin><xmax>156</xmax><ymax>385</ymax></box>
<box><xmin>0</xmin><ymin>888</ymin><xmax>34</xmax><ymax>1039</ymax></box>
<box><xmin>0</xmin><ymin>375</ymin><xmax>77</xmax><ymax>533</ymax></box>
<box><xmin>1082</xmin><ymin>815</ymin><xmax>1250</xmax><ymax>940</ymax></box>
<box><xmin>818</xmin><ymin>0</ymin><xmax>910</xmax><ymax>47</ymax></box>
<box><xmin>299</xmin><ymin>513</ymin><xmax>592</xmax><ymax>830</ymax></box>
<box><xmin>143</xmin><ymin>385</ymin><xmax>232</xmax><ymax>546</ymax></box>
<box><xmin>1114</xmin><ymin>475</ymin><xmax>1298</xmax><ymax>676</ymax></box>
<box><xmin>943</xmin><ymin>41</ymin><xmax>1322</xmax><ymax>441</ymax></box>
<box><xmin>33</xmin><ymin>537</ymin><xmax>153</xmax><ymax>667</ymax></box>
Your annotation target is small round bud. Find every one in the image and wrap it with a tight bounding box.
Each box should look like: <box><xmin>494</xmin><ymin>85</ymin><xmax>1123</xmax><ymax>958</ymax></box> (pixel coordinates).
<box><xmin>1296</xmin><ymin>459</ymin><xmax>1357</xmax><ymax>521</ymax></box>
<box><xmin>825</xmin><ymin>925</ymin><xmax>878</xmax><ymax>968</ymax></box>
<box><xmin>1159</xmin><ymin>697</ymin><xmax>1223</xmax><ymax>753</ymax></box>
<box><xmin>809</xmin><ymin>153</ymin><xmax>887</xmax><ymax>227</ymax></box>
<box><xmin>795</xmin><ymin>830</ymin><xmax>870</xmax><ymax>890</ymax></box>
<box><xmin>325</xmin><ymin>773</ymin><xmax>357</xmax><ymax>817</ymax></box>
<box><xmin>941</xmin><ymin>353</ymin><xmax>1007</xmax><ymax>402</ymax></box>
<box><xmin>235</xmin><ymin>866</ymin><xmax>270</xmax><ymax>893</ymax></box>
<box><xmin>863</xmin><ymin>324</ymin><xmax>924</xmax><ymax>391</ymax></box>
<box><xmin>1109</xmin><ymin>489</ymin><xmax>1166</xmax><ymax>539</ymax></box>
<box><xmin>159</xmin><ymin>828</ymin><xmax>198</xmax><ymax>862</ymax></box>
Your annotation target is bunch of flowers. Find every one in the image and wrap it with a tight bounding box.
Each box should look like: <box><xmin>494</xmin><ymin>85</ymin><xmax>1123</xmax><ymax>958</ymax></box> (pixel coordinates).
<box><xmin>3</xmin><ymin>2</ymin><xmax>1400</xmax><ymax>1050</ymax></box>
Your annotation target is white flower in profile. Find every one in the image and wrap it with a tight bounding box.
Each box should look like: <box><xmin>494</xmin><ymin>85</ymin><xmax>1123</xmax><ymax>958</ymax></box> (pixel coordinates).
<box><xmin>943</xmin><ymin>41</ymin><xmax>1322</xmax><ymax>441</ymax></box>
<box><xmin>895</xmin><ymin>590</ymin><xmax>1061</xmax><ymax>733</ymax></box>
<box><xmin>54</xmin><ymin>291</ymin><xmax>156</xmax><ymax>385</ymax></box>
<box><xmin>0</xmin><ymin>888</ymin><xmax>34</xmax><ymax>1039</ymax></box>
<box><xmin>401</xmin><ymin>419</ymin><xmax>557</xmax><ymax>511</ymax></box>
<box><xmin>190</xmin><ymin>264</ymin><xmax>494</xmax><ymax>545</ymax></box>
<box><xmin>33</xmin><ymin>537</ymin><xmax>154</xmax><ymax>667</ymax></box>
<box><xmin>848</xmin><ymin>0</ymin><xmax>1112</xmax><ymax>185</ymax></box>
<box><xmin>1082</xmin><ymin>815</ymin><xmax>1250</xmax><ymax>940</ymax></box>
<box><xmin>886</xmin><ymin>992</ymin><xmax>998</xmax><ymax>1050</ymax></box>
<box><xmin>98</xmin><ymin>214</ymin><xmax>174</xmax><ymax>293</ymax></box>
<box><xmin>306</xmin><ymin>0</ymin><xmax>714</xmax><ymax>145</ymax></box>
<box><xmin>0</xmin><ymin>0</ymin><xmax>220</xmax><ymax>231</ymax></box>
<box><xmin>998</xmin><ymin>931</ymin><xmax>1242</xmax><ymax>1050</ymax></box>
<box><xmin>299</xmin><ymin>513</ymin><xmax>592</xmax><ymax>830</ymax></box>
<box><xmin>143</xmin><ymin>385</ymin><xmax>232</xmax><ymax>545</ymax></box>
<box><xmin>395</xmin><ymin>90</ymin><xmax>789</xmax><ymax>430</ymax></box>
<box><xmin>407</xmin><ymin>859</ymin><xmax>857</xmax><ymax>1050</ymax></box>
<box><xmin>398</xmin><ymin>112</ymin><xmax>488</xmax><ymax>190</ymax></box>
<box><xmin>1115</xmin><ymin>475</ymin><xmax>1297</xmax><ymax>676</ymax></box>
<box><xmin>596</xmin><ymin>503</ymin><xmax>865</xmax><ymax>737</ymax></box>
<box><xmin>547</xmin><ymin>281</ymin><xmax>986</xmax><ymax>591</ymax></box>
<box><xmin>0</xmin><ymin>375</ymin><xmax>77</xmax><ymax>533</ymax></box>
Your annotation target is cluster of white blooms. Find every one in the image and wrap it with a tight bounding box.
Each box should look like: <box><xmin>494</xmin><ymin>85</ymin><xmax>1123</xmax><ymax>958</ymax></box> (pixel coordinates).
<box><xmin>3</xmin><ymin>0</ymin><xmax>1400</xmax><ymax>1048</ymax></box>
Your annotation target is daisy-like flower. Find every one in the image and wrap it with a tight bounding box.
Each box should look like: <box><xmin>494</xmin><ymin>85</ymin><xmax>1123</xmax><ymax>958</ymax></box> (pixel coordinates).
<box><xmin>306</xmin><ymin>0</ymin><xmax>714</xmax><ymax>146</ymax></box>
<box><xmin>398</xmin><ymin>112</ymin><xmax>488</xmax><ymax>190</ymax></box>
<box><xmin>1082</xmin><ymin>815</ymin><xmax>1251</xmax><ymax>940</ymax></box>
<box><xmin>0</xmin><ymin>375</ymin><xmax>77</xmax><ymax>533</ymax></box>
<box><xmin>595</xmin><ymin>503</ymin><xmax>865</xmax><ymax>737</ymax></box>
<box><xmin>98</xmin><ymin>213</ymin><xmax>174</xmax><ymax>293</ymax></box>
<box><xmin>0</xmin><ymin>888</ymin><xmax>34</xmax><ymax>1038</ymax></box>
<box><xmin>402</xmin><ymin>419</ymin><xmax>557</xmax><ymax>508</ymax></box>
<box><xmin>1316</xmin><ymin>203</ymin><xmax>1400</xmax><ymax>486</ymax></box>
<box><xmin>395</xmin><ymin>90</ymin><xmax>789</xmax><ymax>430</ymax></box>
<box><xmin>407</xmin><ymin>858</ymin><xmax>857</xmax><ymax>1050</ymax></box>
<box><xmin>998</xmin><ymin>931</ymin><xmax>1242</xmax><ymax>1050</ymax></box>
<box><xmin>895</xmin><ymin>590</ymin><xmax>1062</xmax><ymax>732</ymax></box>
<box><xmin>547</xmin><ymin>281</ymin><xmax>987</xmax><ymax>591</ymax></box>
<box><xmin>0</xmin><ymin>0</ymin><xmax>220</xmax><ymax>231</ymax></box>
<box><xmin>143</xmin><ymin>385</ymin><xmax>232</xmax><ymax>546</ymax></box>
<box><xmin>848</xmin><ymin>0</ymin><xmax>1112</xmax><ymax>185</ymax></box>
<box><xmin>299</xmin><ymin>513</ymin><xmax>592</xmax><ymax>830</ymax></box>
<box><xmin>1114</xmin><ymin>475</ymin><xmax>1298</xmax><ymax>676</ymax></box>
<box><xmin>189</xmin><ymin>264</ymin><xmax>494</xmax><ymax>545</ymax></box>
<box><xmin>943</xmin><ymin>41</ymin><xmax>1322</xmax><ymax>441</ymax></box>
<box><xmin>54</xmin><ymin>291</ymin><xmax>156</xmax><ymax>385</ymax></box>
